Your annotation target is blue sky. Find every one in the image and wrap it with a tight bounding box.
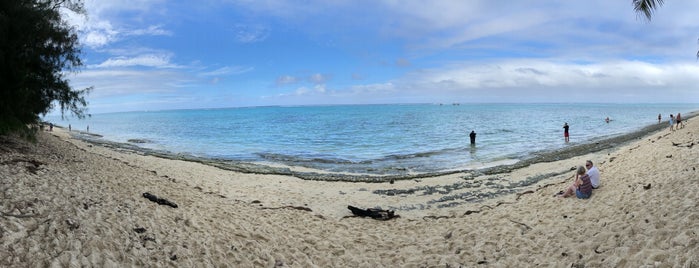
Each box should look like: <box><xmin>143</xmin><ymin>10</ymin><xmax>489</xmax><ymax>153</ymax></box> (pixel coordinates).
<box><xmin>61</xmin><ymin>0</ymin><xmax>699</xmax><ymax>114</ymax></box>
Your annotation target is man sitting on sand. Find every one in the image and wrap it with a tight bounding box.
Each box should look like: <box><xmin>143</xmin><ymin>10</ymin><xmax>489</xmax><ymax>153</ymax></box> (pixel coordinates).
<box><xmin>557</xmin><ymin>166</ymin><xmax>592</xmax><ymax>199</ymax></box>
<box><xmin>586</xmin><ymin>160</ymin><xmax>600</xmax><ymax>189</ymax></box>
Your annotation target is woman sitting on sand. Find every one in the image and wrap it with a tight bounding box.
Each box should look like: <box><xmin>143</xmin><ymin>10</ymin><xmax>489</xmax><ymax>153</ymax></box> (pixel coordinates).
<box><xmin>557</xmin><ymin>166</ymin><xmax>592</xmax><ymax>199</ymax></box>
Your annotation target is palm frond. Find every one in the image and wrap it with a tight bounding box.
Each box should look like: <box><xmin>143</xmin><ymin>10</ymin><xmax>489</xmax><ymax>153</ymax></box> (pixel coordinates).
<box><xmin>633</xmin><ymin>0</ymin><xmax>665</xmax><ymax>21</ymax></box>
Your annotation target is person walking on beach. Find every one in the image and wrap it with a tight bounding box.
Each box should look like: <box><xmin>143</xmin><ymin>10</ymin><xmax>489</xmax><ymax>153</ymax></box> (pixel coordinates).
<box><xmin>586</xmin><ymin>160</ymin><xmax>600</xmax><ymax>189</ymax></box>
<box><xmin>676</xmin><ymin>113</ymin><xmax>685</xmax><ymax>129</ymax></box>
<box><xmin>557</xmin><ymin>166</ymin><xmax>592</xmax><ymax>199</ymax></box>
<box><xmin>563</xmin><ymin>123</ymin><xmax>570</xmax><ymax>143</ymax></box>
<box><xmin>469</xmin><ymin>130</ymin><xmax>476</xmax><ymax>145</ymax></box>
<box><xmin>669</xmin><ymin>114</ymin><xmax>675</xmax><ymax>132</ymax></box>
<box><xmin>658</xmin><ymin>114</ymin><xmax>662</xmax><ymax>123</ymax></box>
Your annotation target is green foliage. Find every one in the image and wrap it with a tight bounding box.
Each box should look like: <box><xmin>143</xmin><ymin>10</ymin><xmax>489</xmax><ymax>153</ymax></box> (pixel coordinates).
<box><xmin>0</xmin><ymin>0</ymin><xmax>91</xmax><ymax>136</ymax></box>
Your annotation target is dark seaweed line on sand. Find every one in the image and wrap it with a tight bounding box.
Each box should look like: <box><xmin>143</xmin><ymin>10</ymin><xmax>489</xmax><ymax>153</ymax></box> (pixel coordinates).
<box><xmin>72</xmin><ymin>112</ymin><xmax>695</xmax><ymax>183</ymax></box>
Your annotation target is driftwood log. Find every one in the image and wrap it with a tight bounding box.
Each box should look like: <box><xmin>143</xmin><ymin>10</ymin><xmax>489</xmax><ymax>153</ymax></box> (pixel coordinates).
<box><xmin>142</xmin><ymin>192</ymin><xmax>178</xmax><ymax>208</ymax></box>
<box><xmin>347</xmin><ymin>205</ymin><xmax>398</xmax><ymax>220</ymax></box>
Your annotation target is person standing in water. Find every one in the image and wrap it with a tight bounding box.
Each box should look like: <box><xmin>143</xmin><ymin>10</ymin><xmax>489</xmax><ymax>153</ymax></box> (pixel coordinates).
<box><xmin>563</xmin><ymin>123</ymin><xmax>570</xmax><ymax>143</ymax></box>
<box><xmin>469</xmin><ymin>130</ymin><xmax>476</xmax><ymax>145</ymax></box>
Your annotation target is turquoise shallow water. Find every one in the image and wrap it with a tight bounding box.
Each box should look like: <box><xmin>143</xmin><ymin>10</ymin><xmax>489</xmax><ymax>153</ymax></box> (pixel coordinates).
<box><xmin>47</xmin><ymin>103</ymin><xmax>698</xmax><ymax>174</ymax></box>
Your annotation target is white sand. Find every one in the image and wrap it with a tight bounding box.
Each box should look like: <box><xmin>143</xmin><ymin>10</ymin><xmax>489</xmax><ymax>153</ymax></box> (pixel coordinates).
<box><xmin>1</xmin><ymin>121</ymin><xmax>697</xmax><ymax>267</ymax></box>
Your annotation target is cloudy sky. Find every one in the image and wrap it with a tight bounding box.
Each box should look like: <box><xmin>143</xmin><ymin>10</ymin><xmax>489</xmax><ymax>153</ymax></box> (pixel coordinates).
<box><xmin>62</xmin><ymin>0</ymin><xmax>699</xmax><ymax>114</ymax></box>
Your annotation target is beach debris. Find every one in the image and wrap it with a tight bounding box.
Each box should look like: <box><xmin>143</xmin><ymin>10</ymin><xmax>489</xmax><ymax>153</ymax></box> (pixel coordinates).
<box><xmin>133</xmin><ymin>227</ymin><xmax>147</xmax><ymax>233</ymax></box>
<box><xmin>347</xmin><ymin>205</ymin><xmax>398</xmax><ymax>220</ymax></box>
<box><xmin>464</xmin><ymin>210</ymin><xmax>480</xmax><ymax>216</ymax></box>
<box><xmin>261</xmin><ymin>206</ymin><xmax>312</xmax><ymax>212</ymax></box>
<box><xmin>516</xmin><ymin>190</ymin><xmax>535</xmax><ymax>200</ymax></box>
<box><xmin>423</xmin><ymin>215</ymin><xmax>455</xmax><ymax>220</ymax></box>
<box><xmin>509</xmin><ymin>219</ymin><xmax>532</xmax><ymax>235</ymax></box>
<box><xmin>82</xmin><ymin>198</ymin><xmax>100</xmax><ymax>210</ymax></box>
<box><xmin>666</xmin><ymin>155</ymin><xmax>672</xmax><ymax>158</ymax></box>
<box><xmin>444</xmin><ymin>231</ymin><xmax>453</xmax><ymax>239</ymax></box>
<box><xmin>2</xmin><ymin>158</ymin><xmax>44</xmax><ymax>174</ymax></box>
<box><xmin>643</xmin><ymin>183</ymin><xmax>652</xmax><ymax>190</ymax></box>
<box><xmin>672</xmin><ymin>141</ymin><xmax>695</xmax><ymax>148</ymax></box>
<box><xmin>66</xmin><ymin>219</ymin><xmax>80</xmax><ymax>230</ymax></box>
<box><xmin>142</xmin><ymin>192</ymin><xmax>178</xmax><ymax>208</ymax></box>
<box><xmin>140</xmin><ymin>234</ymin><xmax>156</xmax><ymax>248</ymax></box>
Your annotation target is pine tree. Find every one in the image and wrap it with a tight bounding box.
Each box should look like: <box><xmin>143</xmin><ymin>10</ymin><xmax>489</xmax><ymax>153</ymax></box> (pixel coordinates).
<box><xmin>0</xmin><ymin>0</ymin><xmax>91</xmax><ymax>137</ymax></box>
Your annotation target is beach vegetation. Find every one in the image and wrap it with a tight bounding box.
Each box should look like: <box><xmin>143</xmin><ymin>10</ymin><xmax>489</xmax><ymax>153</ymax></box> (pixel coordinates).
<box><xmin>633</xmin><ymin>0</ymin><xmax>665</xmax><ymax>21</ymax></box>
<box><xmin>0</xmin><ymin>0</ymin><xmax>91</xmax><ymax>137</ymax></box>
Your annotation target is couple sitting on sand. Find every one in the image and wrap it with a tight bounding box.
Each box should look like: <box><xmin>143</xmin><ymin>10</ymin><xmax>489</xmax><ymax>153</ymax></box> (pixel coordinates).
<box><xmin>557</xmin><ymin>160</ymin><xmax>600</xmax><ymax>199</ymax></box>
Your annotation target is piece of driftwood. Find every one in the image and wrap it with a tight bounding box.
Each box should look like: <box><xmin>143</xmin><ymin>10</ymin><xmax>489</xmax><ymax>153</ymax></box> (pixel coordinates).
<box><xmin>142</xmin><ymin>192</ymin><xmax>178</xmax><ymax>208</ymax></box>
<box><xmin>347</xmin><ymin>205</ymin><xmax>398</xmax><ymax>220</ymax></box>
<box><xmin>261</xmin><ymin>206</ymin><xmax>313</xmax><ymax>212</ymax></box>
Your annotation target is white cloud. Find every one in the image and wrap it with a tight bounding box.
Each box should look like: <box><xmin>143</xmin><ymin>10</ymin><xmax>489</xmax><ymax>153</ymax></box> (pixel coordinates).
<box><xmin>81</xmin><ymin>20</ymin><xmax>119</xmax><ymax>48</ymax></box>
<box><xmin>276</xmin><ymin>75</ymin><xmax>298</xmax><ymax>85</ymax></box>
<box><xmin>128</xmin><ymin>25</ymin><xmax>172</xmax><ymax>36</ymax></box>
<box><xmin>68</xmin><ymin>69</ymin><xmax>185</xmax><ymax>98</ymax></box>
<box><xmin>348</xmin><ymin>83</ymin><xmax>396</xmax><ymax>95</ymax></box>
<box><xmin>200</xmin><ymin>66</ymin><xmax>254</xmax><ymax>77</ymax></box>
<box><xmin>309</xmin><ymin>73</ymin><xmax>330</xmax><ymax>84</ymax></box>
<box><xmin>65</xmin><ymin>0</ymin><xmax>171</xmax><ymax>48</ymax></box>
<box><xmin>392</xmin><ymin>59</ymin><xmax>699</xmax><ymax>103</ymax></box>
<box><xmin>233</xmin><ymin>24</ymin><xmax>270</xmax><ymax>43</ymax></box>
<box><xmin>92</xmin><ymin>54</ymin><xmax>177</xmax><ymax>68</ymax></box>
<box><xmin>314</xmin><ymin>84</ymin><xmax>327</xmax><ymax>93</ymax></box>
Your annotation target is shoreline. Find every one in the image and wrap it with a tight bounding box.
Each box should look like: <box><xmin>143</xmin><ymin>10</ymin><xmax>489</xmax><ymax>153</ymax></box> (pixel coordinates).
<box><xmin>38</xmin><ymin>111</ymin><xmax>697</xmax><ymax>215</ymax></box>
<box><xmin>66</xmin><ymin>110</ymin><xmax>697</xmax><ymax>182</ymax></box>
<box><xmin>2</xmin><ymin>110</ymin><xmax>698</xmax><ymax>266</ymax></box>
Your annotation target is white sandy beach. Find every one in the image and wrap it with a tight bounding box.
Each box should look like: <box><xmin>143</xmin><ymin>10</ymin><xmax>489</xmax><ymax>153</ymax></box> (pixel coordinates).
<box><xmin>1</xmin><ymin>120</ymin><xmax>698</xmax><ymax>267</ymax></box>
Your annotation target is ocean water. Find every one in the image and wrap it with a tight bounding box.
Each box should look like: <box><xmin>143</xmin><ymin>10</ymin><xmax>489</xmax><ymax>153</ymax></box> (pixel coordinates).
<box><xmin>47</xmin><ymin>103</ymin><xmax>698</xmax><ymax>175</ymax></box>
